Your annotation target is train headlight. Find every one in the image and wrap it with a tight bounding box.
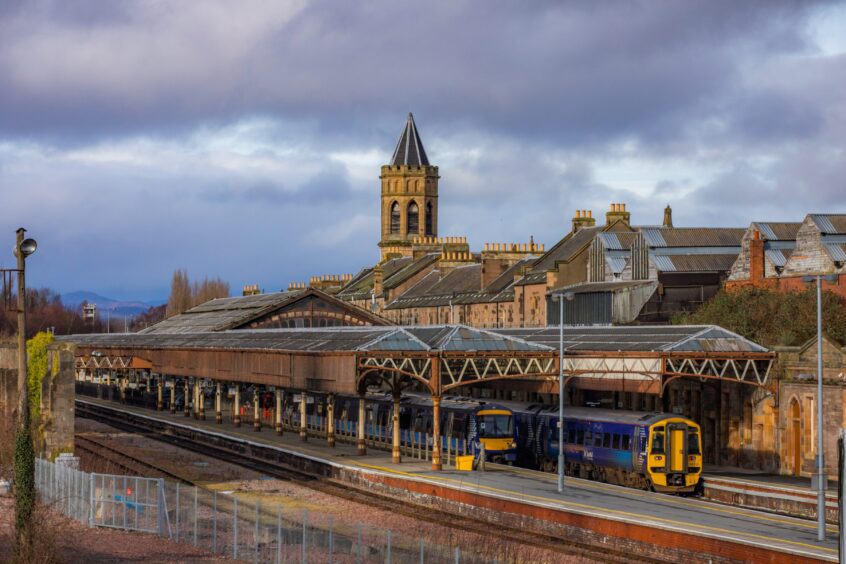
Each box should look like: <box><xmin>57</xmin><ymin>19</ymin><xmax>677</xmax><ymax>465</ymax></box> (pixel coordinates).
<box><xmin>510</xmin><ymin>442</ymin><xmax>517</xmax><ymax>449</ymax></box>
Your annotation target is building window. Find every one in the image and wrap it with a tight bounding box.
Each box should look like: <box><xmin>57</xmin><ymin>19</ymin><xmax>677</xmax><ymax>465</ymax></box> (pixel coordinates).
<box><xmin>407</xmin><ymin>201</ymin><xmax>419</xmax><ymax>234</ymax></box>
<box><xmin>425</xmin><ymin>201</ymin><xmax>434</xmax><ymax>236</ymax></box>
<box><xmin>390</xmin><ymin>201</ymin><xmax>401</xmax><ymax>234</ymax></box>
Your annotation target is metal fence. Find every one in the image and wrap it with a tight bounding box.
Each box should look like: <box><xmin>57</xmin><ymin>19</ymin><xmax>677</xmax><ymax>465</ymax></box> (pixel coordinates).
<box><xmin>36</xmin><ymin>457</ymin><xmax>484</xmax><ymax>563</ymax></box>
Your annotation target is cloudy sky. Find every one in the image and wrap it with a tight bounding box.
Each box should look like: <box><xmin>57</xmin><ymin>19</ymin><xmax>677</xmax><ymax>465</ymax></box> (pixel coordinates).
<box><xmin>1</xmin><ymin>1</ymin><xmax>844</xmax><ymax>302</ymax></box>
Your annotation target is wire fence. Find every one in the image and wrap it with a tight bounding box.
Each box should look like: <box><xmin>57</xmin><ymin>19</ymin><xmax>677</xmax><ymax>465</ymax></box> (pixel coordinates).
<box><xmin>36</xmin><ymin>457</ymin><xmax>483</xmax><ymax>563</ymax></box>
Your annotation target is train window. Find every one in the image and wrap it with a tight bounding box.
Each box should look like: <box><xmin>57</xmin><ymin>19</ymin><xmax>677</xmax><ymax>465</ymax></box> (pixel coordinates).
<box><xmin>688</xmin><ymin>429</ymin><xmax>701</xmax><ymax>455</ymax></box>
<box><xmin>612</xmin><ymin>434</ymin><xmax>621</xmax><ymax>449</ymax></box>
<box><xmin>581</xmin><ymin>430</ymin><xmax>589</xmax><ymax>445</ymax></box>
<box><xmin>594</xmin><ymin>433</ymin><xmax>602</xmax><ymax>448</ymax></box>
<box><xmin>399</xmin><ymin>408</ymin><xmax>412</xmax><ymax>428</ymax></box>
<box><xmin>602</xmin><ymin>433</ymin><xmax>611</xmax><ymax>448</ymax></box>
<box><xmin>640</xmin><ymin>436</ymin><xmax>647</xmax><ymax>452</ymax></box>
<box><xmin>651</xmin><ymin>428</ymin><xmax>665</xmax><ymax>455</ymax></box>
<box><xmin>568</xmin><ymin>428</ymin><xmax>577</xmax><ymax>444</ymax></box>
<box><xmin>621</xmin><ymin>435</ymin><xmax>630</xmax><ymax>450</ymax></box>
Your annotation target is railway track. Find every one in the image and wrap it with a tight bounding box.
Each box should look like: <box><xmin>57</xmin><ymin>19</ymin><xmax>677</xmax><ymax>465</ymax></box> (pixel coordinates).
<box><xmin>77</xmin><ymin>401</ymin><xmax>655</xmax><ymax>564</ymax></box>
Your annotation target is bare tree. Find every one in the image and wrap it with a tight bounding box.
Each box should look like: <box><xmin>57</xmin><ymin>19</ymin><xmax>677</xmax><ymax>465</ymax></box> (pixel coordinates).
<box><xmin>166</xmin><ymin>270</ymin><xmax>230</xmax><ymax>318</ymax></box>
<box><xmin>165</xmin><ymin>269</ymin><xmax>192</xmax><ymax>318</ymax></box>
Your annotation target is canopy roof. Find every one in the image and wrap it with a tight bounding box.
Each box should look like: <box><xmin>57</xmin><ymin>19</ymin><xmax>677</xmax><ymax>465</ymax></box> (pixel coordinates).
<box><xmin>65</xmin><ymin>324</ymin><xmax>765</xmax><ymax>354</ymax></box>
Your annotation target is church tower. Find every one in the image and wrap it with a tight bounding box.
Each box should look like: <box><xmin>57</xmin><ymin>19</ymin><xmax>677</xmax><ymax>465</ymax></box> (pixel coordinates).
<box><xmin>379</xmin><ymin>113</ymin><xmax>439</xmax><ymax>261</ymax></box>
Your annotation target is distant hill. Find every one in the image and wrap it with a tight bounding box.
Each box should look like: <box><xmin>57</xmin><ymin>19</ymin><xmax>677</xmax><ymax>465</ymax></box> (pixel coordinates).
<box><xmin>61</xmin><ymin>291</ymin><xmax>165</xmax><ymax>318</ymax></box>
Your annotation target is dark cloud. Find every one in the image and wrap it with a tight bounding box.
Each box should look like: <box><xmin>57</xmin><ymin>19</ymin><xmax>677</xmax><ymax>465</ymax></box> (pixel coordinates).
<box><xmin>0</xmin><ymin>0</ymin><xmax>833</xmax><ymax>149</ymax></box>
<box><xmin>0</xmin><ymin>1</ymin><xmax>844</xmax><ymax>300</ymax></box>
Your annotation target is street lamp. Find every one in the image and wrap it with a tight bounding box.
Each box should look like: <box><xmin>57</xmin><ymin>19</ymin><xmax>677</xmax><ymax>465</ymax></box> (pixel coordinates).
<box><xmin>803</xmin><ymin>273</ymin><xmax>838</xmax><ymax>542</ymax></box>
<box><xmin>3</xmin><ymin>228</ymin><xmax>37</xmax><ymax>556</ymax></box>
<box><xmin>551</xmin><ymin>290</ymin><xmax>575</xmax><ymax>493</ymax></box>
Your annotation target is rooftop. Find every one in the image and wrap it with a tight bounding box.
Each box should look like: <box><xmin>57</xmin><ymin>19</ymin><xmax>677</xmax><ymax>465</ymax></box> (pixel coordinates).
<box><xmin>390</xmin><ymin>113</ymin><xmax>430</xmax><ymax>167</ymax></box>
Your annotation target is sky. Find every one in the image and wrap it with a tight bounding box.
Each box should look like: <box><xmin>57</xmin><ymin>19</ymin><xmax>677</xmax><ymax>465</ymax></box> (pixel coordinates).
<box><xmin>1</xmin><ymin>1</ymin><xmax>845</xmax><ymax>302</ymax></box>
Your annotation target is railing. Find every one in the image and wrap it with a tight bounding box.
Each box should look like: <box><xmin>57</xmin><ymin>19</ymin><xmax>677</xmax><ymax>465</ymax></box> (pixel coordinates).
<box><xmin>36</xmin><ymin>457</ymin><xmax>480</xmax><ymax>562</ymax></box>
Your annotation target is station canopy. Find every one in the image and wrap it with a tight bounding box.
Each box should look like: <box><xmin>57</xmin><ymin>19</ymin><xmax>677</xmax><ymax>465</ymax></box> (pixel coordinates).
<box><xmin>65</xmin><ymin>324</ymin><xmax>774</xmax><ymax>395</ymax></box>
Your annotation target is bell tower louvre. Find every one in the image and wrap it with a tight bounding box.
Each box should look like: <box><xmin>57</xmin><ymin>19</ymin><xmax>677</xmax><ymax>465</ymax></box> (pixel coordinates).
<box><xmin>379</xmin><ymin>113</ymin><xmax>440</xmax><ymax>261</ymax></box>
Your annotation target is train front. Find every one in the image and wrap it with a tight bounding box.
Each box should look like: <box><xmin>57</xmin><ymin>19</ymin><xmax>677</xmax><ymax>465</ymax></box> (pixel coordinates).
<box><xmin>645</xmin><ymin>418</ymin><xmax>702</xmax><ymax>493</ymax></box>
<box><xmin>473</xmin><ymin>407</ymin><xmax>517</xmax><ymax>463</ymax></box>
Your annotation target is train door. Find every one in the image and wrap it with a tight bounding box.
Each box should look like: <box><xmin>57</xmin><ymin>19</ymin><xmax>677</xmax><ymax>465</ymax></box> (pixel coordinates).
<box><xmin>667</xmin><ymin>423</ymin><xmax>687</xmax><ymax>472</ymax></box>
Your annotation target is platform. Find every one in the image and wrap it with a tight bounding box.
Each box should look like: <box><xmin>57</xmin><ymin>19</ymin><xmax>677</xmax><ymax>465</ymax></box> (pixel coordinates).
<box><xmin>75</xmin><ymin>397</ymin><xmax>839</xmax><ymax>562</ymax></box>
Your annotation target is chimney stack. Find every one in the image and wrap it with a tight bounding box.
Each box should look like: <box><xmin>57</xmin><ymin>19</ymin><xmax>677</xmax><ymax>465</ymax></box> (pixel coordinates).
<box><xmin>663</xmin><ymin>204</ymin><xmax>673</xmax><ymax>228</ymax></box>
<box><xmin>572</xmin><ymin>209</ymin><xmax>596</xmax><ymax>232</ymax></box>
<box><xmin>749</xmin><ymin>229</ymin><xmax>765</xmax><ymax>282</ymax></box>
<box><xmin>605</xmin><ymin>203</ymin><xmax>631</xmax><ymax>226</ymax></box>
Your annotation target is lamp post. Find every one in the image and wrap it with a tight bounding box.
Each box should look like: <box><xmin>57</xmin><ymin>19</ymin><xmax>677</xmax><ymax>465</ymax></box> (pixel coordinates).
<box><xmin>803</xmin><ymin>273</ymin><xmax>837</xmax><ymax>542</ymax></box>
<box><xmin>551</xmin><ymin>290</ymin><xmax>575</xmax><ymax>493</ymax></box>
<box><xmin>3</xmin><ymin>228</ymin><xmax>37</xmax><ymax>556</ymax></box>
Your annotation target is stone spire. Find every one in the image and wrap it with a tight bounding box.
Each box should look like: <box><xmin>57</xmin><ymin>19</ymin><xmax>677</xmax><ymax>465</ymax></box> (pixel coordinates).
<box><xmin>390</xmin><ymin>113</ymin><xmax>430</xmax><ymax>167</ymax></box>
<box><xmin>663</xmin><ymin>204</ymin><xmax>673</xmax><ymax>228</ymax></box>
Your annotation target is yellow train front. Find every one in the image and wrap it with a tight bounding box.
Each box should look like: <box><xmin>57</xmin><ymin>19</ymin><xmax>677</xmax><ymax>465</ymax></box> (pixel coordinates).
<box><xmin>643</xmin><ymin>416</ymin><xmax>702</xmax><ymax>493</ymax></box>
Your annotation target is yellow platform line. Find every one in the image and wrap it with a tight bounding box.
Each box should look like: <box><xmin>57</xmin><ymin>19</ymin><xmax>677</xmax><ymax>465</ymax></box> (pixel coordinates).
<box><xmin>351</xmin><ymin>462</ymin><xmax>836</xmax><ymax>556</ymax></box>
<box><xmin>498</xmin><ymin>465</ymin><xmax>838</xmax><ymax>533</ymax></box>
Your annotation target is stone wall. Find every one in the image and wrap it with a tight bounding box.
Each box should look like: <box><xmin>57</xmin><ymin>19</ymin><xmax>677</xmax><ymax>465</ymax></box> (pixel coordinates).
<box><xmin>0</xmin><ymin>342</ymin><xmax>75</xmax><ymax>459</ymax></box>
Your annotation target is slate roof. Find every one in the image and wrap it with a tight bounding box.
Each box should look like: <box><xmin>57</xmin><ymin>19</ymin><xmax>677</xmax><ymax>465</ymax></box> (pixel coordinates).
<box><xmin>336</xmin><ymin>256</ymin><xmax>418</xmax><ymax>300</ymax></box>
<box><xmin>140</xmin><ymin>288</ymin><xmax>390</xmax><ymax>334</ymax></box>
<box><xmin>553</xmin><ymin>280</ymin><xmax>657</xmax><ymax>294</ymax></box>
<box><xmin>753</xmin><ymin>222</ymin><xmax>802</xmax><ymax>241</ymax></box>
<box><xmin>390</xmin><ymin>113</ymin><xmax>430</xmax><ymax>167</ymax></box>
<box><xmin>139</xmin><ymin>291</ymin><xmax>306</xmax><ymax>334</ymax></box>
<box><xmin>384</xmin><ymin>264</ymin><xmax>482</xmax><ymax>310</ymax></box>
<box><xmin>810</xmin><ymin>214</ymin><xmax>846</xmax><ymax>235</ymax></box>
<box><xmin>530</xmin><ymin>226</ymin><xmax>602</xmax><ymax>273</ymax></box>
<box><xmin>650</xmin><ymin>253</ymin><xmax>739</xmax><ymax>273</ymax></box>
<box><xmin>641</xmin><ymin>227</ymin><xmax>745</xmax><ymax>248</ymax></box>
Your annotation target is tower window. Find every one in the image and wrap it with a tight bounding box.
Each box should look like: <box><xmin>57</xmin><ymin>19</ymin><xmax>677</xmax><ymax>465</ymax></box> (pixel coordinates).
<box><xmin>407</xmin><ymin>201</ymin><xmax>419</xmax><ymax>234</ymax></box>
<box><xmin>390</xmin><ymin>201</ymin><xmax>401</xmax><ymax>234</ymax></box>
<box><xmin>425</xmin><ymin>201</ymin><xmax>434</xmax><ymax>236</ymax></box>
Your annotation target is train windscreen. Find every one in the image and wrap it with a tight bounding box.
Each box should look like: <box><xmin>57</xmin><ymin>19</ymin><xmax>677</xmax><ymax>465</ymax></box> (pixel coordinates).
<box><xmin>687</xmin><ymin>429</ymin><xmax>701</xmax><ymax>455</ymax></box>
<box><xmin>478</xmin><ymin>414</ymin><xmax>513</xmax><ymax>438</ymax></box>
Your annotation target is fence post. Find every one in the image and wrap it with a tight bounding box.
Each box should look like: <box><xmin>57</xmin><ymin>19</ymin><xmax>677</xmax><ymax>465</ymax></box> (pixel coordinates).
<box><xmin>328</xmin><ymin>517</ymin><xmax>333</xmax><ymax>564</ymax></box>
<box><xmin>213</xmin><ymin>491</ymin><xmax>218</xmax><ymax>553</ymax></box>
<box><xmin>157</xmin><ymin>479</ymin><xmax>166</xmax><ymax>537</ymax></box>
<box><xmin>357</xmin><ymin>523</ymin><xmax>362</xmax><ymax>564</ymax></box>
<box><xmin>194</xmin><ymin>485</ymin><xmax>198</xmax><ymax>547</ymax></box>
<box><xmin>175</xmin><ymin>482</ymin><xmax>180</xmax><ymax>541</ymax></box>
<box><xmin>254</xmin><ymin>499</ymin><xmax>260</xmax><ymax>564</ymax></box>
<box><xmin>89</xmin><ymin>472</ymin><xmax>96</xmax><ymax>527</ymax></box>
<box><xmin>301</xmin><ymin>509</ymin><xmax>308</xmax><ymax>564</ymax></box>
<box><xmin>386</xmin><ymin>530</ymin><xmax>392</xmax><ymax>564</ymax></box>
<box><xmin>234</xmin><ymin>496</ymin><xmax>239</xmax><ymax>560</ymax></box>
<box><xmin>454</xmin><ymin>546</ymin><xmax>460</xmax><ymax>563</ymax></box>
<box><xmin>419</xmin><ymin>539</ymin><xmax>424</xmax><ymax>564</ymax></box>
<box><xmin>276</xmin><ymin>507</ymin><xmax>282</xmax><ymax>564</ymax></box>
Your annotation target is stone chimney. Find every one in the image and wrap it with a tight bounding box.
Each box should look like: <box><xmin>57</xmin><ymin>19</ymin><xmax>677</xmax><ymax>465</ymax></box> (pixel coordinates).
<box><xmin>373</xmin><ymin>265</ymin><xmax>384</xmax><ymax>297</ymax></box>
<box><xmin>242</xmin><ymin>284</ymin><xmax>261</xmax><ymax>296</ymax></box>
<box><xmin>605</xmin><ymin>203</ymin><xmax>631</xmax><ymax>226</ymax></box>
<box><xmin>572</xmin><ymin>210</ymin><xmax>596</xmax><ymax>232</ymax></box>
<box><xmin>749</xmin><ymin>229</ymin><xmax>764</xmax><ymax>282</ymax></box>
<box><xmin>480</xmin><ymin>240</ymin><xmax>544</xmax><ymax>289</ymax></box>
<box><xmin>663</xmin><ymin>204</ymin><xmax>673</xmax><ymax>228</ymax></box>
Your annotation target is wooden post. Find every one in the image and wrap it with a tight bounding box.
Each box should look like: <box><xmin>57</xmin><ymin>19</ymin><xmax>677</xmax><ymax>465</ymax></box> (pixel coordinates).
<box><xmin>327</xmin><ymin>395</ymin><xmax>336</xmax><ymax>447</ymax></box>
<box><xmin>233</xmin><ymin>386</ymin><xmax>241</xmax><ymax>427</ymax></box>
<box><xmin>169</xmin><ymin>379</ymin><xmax>176</xmax><ymax>414</ymax></box>
<box><xmin>299</xmin><ymin>392</ymin><xmax>308</xmax><ymax>441</ymax></box>
<box><xmin>275</xmin><ymin>390</ymin><xmax>283</xmax><ymax>435</ymax></box>
<box><xmin>183</xmin><ymin>379</ymin><xmax>190</xmax><ymax>417</ymax></box>
<box><xmin>254</xmin><ymin>389</ymin><xmax>261</xmax><ymax>432</ymax></box>
<box><xmin>357</xmin><ymin>395</ymin><xmax>367</xmax><ymax>455</ymax></box>
<box><xmin>392</xmin><ymin>393</ymin><xmax>401</xmax><ymax>464</ymax></box>
<box><xmin>215</xmin><ymin>382</ymin><xmax>222</xmax><ymax>424</ymax></box>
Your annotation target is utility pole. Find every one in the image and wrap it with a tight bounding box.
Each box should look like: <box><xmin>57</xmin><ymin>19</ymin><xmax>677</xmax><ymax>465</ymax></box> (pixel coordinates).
<box><xmin>11</xmin><ymin>228</ymin><xmax>37</xmax><ymax>559</ymax></box>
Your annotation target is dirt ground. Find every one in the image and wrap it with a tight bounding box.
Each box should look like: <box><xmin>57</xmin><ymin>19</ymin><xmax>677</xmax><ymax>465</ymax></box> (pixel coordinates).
<box><xmin>0</xmin><ymin>418</ymin><xmax>600</xmax><ymax>563</ymax></box>
<box><xmin>0</xmin><ymin>495</ymin><xmax>226</xmax><ymax>563</ymax></box>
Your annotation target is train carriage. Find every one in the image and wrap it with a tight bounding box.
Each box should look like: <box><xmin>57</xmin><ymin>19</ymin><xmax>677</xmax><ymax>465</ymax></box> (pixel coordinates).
<box><xmin>528</xmin><ymin>407</ymin><xmax>702</xmax><ymax>493</ymax></box>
